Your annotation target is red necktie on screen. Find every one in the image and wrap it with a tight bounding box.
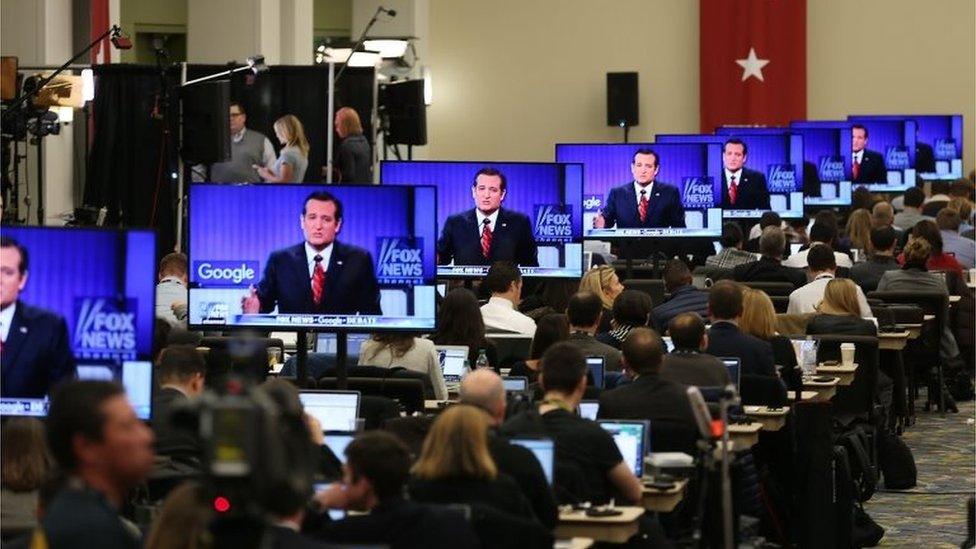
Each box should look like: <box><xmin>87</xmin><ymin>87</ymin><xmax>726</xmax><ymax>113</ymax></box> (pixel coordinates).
<box><xmin>853</xmin><ymin>157</ymin><xmax>861</xmax><ymax>180</ymax></box>
<box><xmin>311</xmin><ymin>254</ymin><xmax>326</xmax><ymax>306</ymax></box>
<box><xmin>481</xmin><ymin>218</ymin><xmax>493</xmax><ymax>259</ymax></box>
<box><xmin>729</xmin><ymin>175</ymin><xmax>739</xmax><ymax>205</ymax></box>
<box><xmin>638</xmin><ymin>190</ymin><xmax>649</xmax><ymax>223</ymax></box>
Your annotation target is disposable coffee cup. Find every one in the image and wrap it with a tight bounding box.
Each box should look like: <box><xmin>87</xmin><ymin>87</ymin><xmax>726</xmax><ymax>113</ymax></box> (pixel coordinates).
<box><xmin>840</xmin><ymin>343</ymin><xmax>855</xmax><ymax>366</ymax></box>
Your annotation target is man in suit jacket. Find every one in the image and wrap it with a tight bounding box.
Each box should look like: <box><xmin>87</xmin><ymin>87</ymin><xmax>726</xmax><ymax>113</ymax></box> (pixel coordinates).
<box><xmin>243</xmin><ymin>191</ymin><xmax>381</xmax><ymax>316</ymax></box>
<box><xmin>437</xmin><ymin>168</ymin><xmax>539</xmax><ymax>266</ymax></box>
<box><xmin>733</xmin><ymin>226</ymin><xmax>807</xmax><ymax>288</ymax></box>
<box><xmin>704</xmin><ymin>281</ymin><xmax>777</xmax><ymax>377</ymax></box>
<box><xmin>151</xmin><ymin>345</ymin><xmax>206</xmax><ymax>470</ymax></box>
<box><xmin>0</xmin><ymin>236</ymin><xmax>76</xmax><ymax>398</ymax></box>
<box><xmin>721</xmin><ymin>138</ymin><xmax>770</xmax><ymax>210</ymax></box>
<box><xmin>597</xmin><ymin>327</ymin><xmax>699</xmax><ymax>454</ymax></box>
<box><xmin>660</xmin><ymin>312</ymin><xmax>732</xmax><ymax>388</ymax></box>
<box><xmin>851</xmin><ymin>124</ymin><xmax>887</xmax><ymax>183</ymax></box>
<box><xmin>566</xmin><ymin>291</ymin><xmax>622</xmax><ymax>372</ymax></box>
<box><xmin>593</xmin><ymin>148</ymin><xmax>686</xmax><ymax>229</ymax></box>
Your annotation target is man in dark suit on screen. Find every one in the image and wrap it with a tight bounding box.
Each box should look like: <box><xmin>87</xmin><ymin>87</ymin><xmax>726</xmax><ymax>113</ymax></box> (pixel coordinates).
<box><xmin>242</xmin><ymin>191</ymin><xmax>381</xmax><ymax>316</ymax></box>
<box><xmin>593</xmin><ymin>148</ymin><xmax>686</xmax><ymax>229</ymax></box>
<box><xmin>0</xmin><ymin>236</ymin><xmax>76</xmax><ymax>398</ymax></box>
<box><xmin>720</xmin><ymin>138</ymin><xmax>770</xmax><ymax>210</ymax></box>
<box><xmin>436</xmin><ymin>167</ymin><xmax>539</xmax><ymax>266</ymax></box>
<box><xmin>851</xmin><ymin>124</ymin><xmax>887</xmax><ymax>183</ymax></box>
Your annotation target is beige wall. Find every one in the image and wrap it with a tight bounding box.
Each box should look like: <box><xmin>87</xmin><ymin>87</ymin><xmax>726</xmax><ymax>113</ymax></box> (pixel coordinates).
<box><xmin>426</xmin><ymin>0</ymin><xmax>976</xmax><ymax>174</ymax></box>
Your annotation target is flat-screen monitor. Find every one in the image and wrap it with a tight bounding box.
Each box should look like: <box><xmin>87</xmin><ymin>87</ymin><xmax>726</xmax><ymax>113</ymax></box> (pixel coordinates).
<box><xmin>555</xmin><ymin>142</ymin><xmax>724</xmax><ymax>237</ymax></box>
<box><xmin>435</xmin><ymin>345</ymin><xmax>468</xmax><ymax>383</ymax></box>
<box><xmin>720</xmin><ymin>357</ymin><xmax>742</xmax><ymax>390</ymax></box>
<box><xmin>779</xmin><ymin>121</ymin><xmax>855</xmax><ymax>207</ymax></box>
<box><xmin>586</xmin><ymin>356</ymin><xmax>606</xmax><ymax>389</ymax></box>
<box><xmin>578</xmin><ymin>399</ymin><xmax>600</xmax><ymax>420</ymax></box>
<box><xmin>323</xmin><ymin>431</ymin><xmax>356</xmax><ymax>464</ymax></box>
<box><xmin>846</xmin><ymin>116</ymin><xmax>918</xmax><ymax>191</ymax></box>
<box><xmin>0</xmin><ymin>226</ymin><xmax>156</xmax><ymax>419</ymax></box>
<box><xmin>298</xmin><ymin>390</ymin><xmax>361</xmax><ymax>432</ymax></box>
<box><xmin>510</xmin><ymin>436</ymin><xmax>555</xmax><ymax>485</ymax></box>
<box><xmin>851</xmin><ymin>114</ymin><xmax>963</xmax><ymax>179</ymax></box>
<box><xmin>502</xmin><ymin>376</ymin><xmax>529</xmax><ymax>392</ymax></box>
<box><xmin>380</xmin><ymin>161</ymin><xmax>584</xmax><ymax>278</ymax></box>
<box><xmin>187</xmin><ymin>184</ymin><xmax>437</xmax><ymax>331</ymax></box>
<box><xmin>699</xmin><ymin>130</ymin><xmax>806</xmax><ymax>219</ymax></box>
<box><xmin>598</xmin><ymin>420</ymin><xmax>650</xmax><ymax>478</ymax></box>
<box><xmin>315</xmin><ymin>333</ymin><xmax>372</xmax><ymax>358</ymax></box>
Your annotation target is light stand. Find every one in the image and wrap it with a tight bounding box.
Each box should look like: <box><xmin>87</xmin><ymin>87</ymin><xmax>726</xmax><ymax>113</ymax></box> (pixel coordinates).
<box><xmin>334</xmin><ymin>6</ymin><xmax>395</xmax><ymax>84</ymax></box>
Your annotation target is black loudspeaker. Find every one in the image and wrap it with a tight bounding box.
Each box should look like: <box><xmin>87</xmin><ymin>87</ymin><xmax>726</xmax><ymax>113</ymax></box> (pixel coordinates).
<box><xmin>381</xmin><ymin>79</ymin><xmax>426</xmax><ymax>146</ymax></box>
<box><xmin>606</xmin><ymin>72</ymin><xmax>638</xmax><ymax>127</ymax></box>
<box><xmin>181</xmin><ymin>81</ymin><xmax>231</xmax><ymax>164</ymax></box>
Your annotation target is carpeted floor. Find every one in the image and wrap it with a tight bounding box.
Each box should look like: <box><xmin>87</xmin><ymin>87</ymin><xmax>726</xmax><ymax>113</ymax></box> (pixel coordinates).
<box><xmin>864</xmin><ymin>399</ymin><xmax>975</xmax><ymax>547</ymax></box>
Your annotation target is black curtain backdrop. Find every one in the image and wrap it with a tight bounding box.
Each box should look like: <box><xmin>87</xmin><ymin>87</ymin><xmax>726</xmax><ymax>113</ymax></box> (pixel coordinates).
<box><xmin>85</xmin><ymin>64</ymin><xmax>178</xmax><ymax>256</ymax></box>
<box><xmin>85</xmin><ymin>63</ymin><xmax>374</xmax><ymax>254</ymax></box>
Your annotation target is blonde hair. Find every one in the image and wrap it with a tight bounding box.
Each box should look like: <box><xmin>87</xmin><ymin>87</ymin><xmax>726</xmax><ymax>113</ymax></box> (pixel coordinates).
<box><xmin>274</xmin><ymin>114</ymin><xmax>309</xmax><ymax>157</ymax></box>
<box><xmin>412</xmin><ymin>405</ymin><xmax>497</xmax><ymax>481</ymax></box>
<box><xmin>817</xmin><ymin>278</ymin><xmax>861</xmax><ymax>316</ymax></box>
<box><xmin>845</xmin><ymin>208</ymin><xmax>873</xmax><ymax>254</ymax></box>
<box><xmin>948</xmin><ymin>197</ymin><xmax>973</xmax><ymax>221</ymax></box>
<box><xmin>579</xmin><ymin>265</ymin><xmax>617</xmax><ymax>309</ymax></box>
<box><xmin>739</xmin><ymin>288</ymin><xmax>778</xmax><ymax>340</ymax></box>
<box><xmin>336</xmin><ymin>107</ymin><xmax>364</xmax><ymax>136</ymax></box>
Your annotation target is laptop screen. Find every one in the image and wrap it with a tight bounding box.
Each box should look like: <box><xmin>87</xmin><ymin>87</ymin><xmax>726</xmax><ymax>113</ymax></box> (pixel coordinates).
<box><xmin>599</xmin><ymin>420</ymin><xmax>649</xmax><ymax>478</ymax></box>
<box><xmin>323</xmin><ymin>432</ymin><xmax>356</xmax><ymax>464</ymax></box>
<box><xmin>586</xmin><ymin>356</ymin><xmax>605</xmax><ymax>389</ymax></box>
<box><xmin>578</xmin><ymin>400</ymin><xmax>600</xmax><ymax>421</ymax></box>
<box><xmin>502</xmin><ymin>376</ymin><xmax>528</xmax><ymax>392</ymax></box>
<box><xmin>299</xmin><ymin>391</ymin><xmax>360</xmax><ymax>432</ymax></box>
<box><xmin>436</xmin><ymin>346</ymin><xmax>468</xmax><ymax>382</ymax></box>
<box><xmin>510</xmin><ymin>437</ymin><xmax>555</xmax><ymax>485</ymax></box>
<box><xmin>720</xmin><ymin>357</ymin><xmax>741</xmax><ymax>390</ymax></box>
<box><xmin>661</xmin><ymin>336</ymin><xmax>675</xmax><ymax>353</ymax></box>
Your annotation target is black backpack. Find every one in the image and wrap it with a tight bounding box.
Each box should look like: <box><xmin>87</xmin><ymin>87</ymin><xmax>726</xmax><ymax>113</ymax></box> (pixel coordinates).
<box><xmin>878</xmin><ymin>430</ymin><xmax>917</xmax><ymax>490</ymax></box>
<box><xmin>838</xmin><ymin>426</ymin><xmax>878</xmax><ymax>502</ymax></box>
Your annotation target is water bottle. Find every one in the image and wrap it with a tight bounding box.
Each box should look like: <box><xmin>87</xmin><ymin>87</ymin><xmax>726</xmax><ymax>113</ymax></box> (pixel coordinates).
<box><xmin>475</xmin><ymin>348</ymin><xmax>490</xmax><ymax>370</ymax></box>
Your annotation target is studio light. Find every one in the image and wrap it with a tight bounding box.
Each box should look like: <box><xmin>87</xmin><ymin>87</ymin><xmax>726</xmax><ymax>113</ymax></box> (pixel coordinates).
<box><xmin>81</xmin><ymin>68</ymin><xmax>94</xmax><ymax>101</ymax></box>
<box><xmin>363</xmin><ymin>39</ymin><xmax>409</xmax><ymax>59</ymax></box>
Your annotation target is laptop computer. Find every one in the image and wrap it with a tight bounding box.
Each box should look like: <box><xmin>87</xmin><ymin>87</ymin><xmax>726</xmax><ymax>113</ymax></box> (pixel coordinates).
<box><xmin>510</xmin><ymin>436</ymin><xmax>555</xmax><ymax>486</ymax></box>
<box><xmin>435</xmin><ymin>345</ymin><xmax>469</xmax><ymax>389</ymax></box>
<box><xmin>586</xmin><ymin>356</ymin><xmax>605</xmax><ymax>389</ymax></box>
<box><xmin>598</xmin><ymin>419</ymin><xmax>651</xmax><ymax>478</ymax></box>
<box><xmin>298</xmin><ymin>390</ymin><xmax>361</xmax><ymax>433</ymax></box>
<box><xmin>578</xmin><ymin>399</ymin><xmax>600</xmax><ymax>421</ymax></box>
<box><xmin>719</xmin><ymin>357</ymin><xmax>741</xmax><ymax>391</ymax></box>
<box><xmin>502</xmin><ymin>376</ymin><xmax>529</xmax><ymax>392</ymax></box>
<box><xmin>323</xmin><ymin>431</ymin><xmax>356</xmax><ymax>464</ymax></box>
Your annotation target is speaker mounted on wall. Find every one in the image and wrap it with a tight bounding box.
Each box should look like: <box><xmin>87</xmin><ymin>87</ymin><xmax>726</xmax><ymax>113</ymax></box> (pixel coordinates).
<box><xmin>606</xmin><ymin>72</ymin><xmax>639</xmax><ymax>128</ymax></box>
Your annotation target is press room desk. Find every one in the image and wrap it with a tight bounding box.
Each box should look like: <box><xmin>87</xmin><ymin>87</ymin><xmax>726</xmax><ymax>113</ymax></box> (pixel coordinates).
<box><xmin>950</xmin><ymin>295</ymin><xmax>961</xmax><ymax>305</ymax></box>
<box><xmin>817</xmin><ymin>363</ymin><xmax>858</xmax><ymax>386</ymax></box>
<box><xmin>802</xmin><ymin>376</ymin><xmax>839</xmax><ymax>401</ymax></box>
<box><xmin>897</xmin><ymin>323</ymin><xmax>923</xmax><ymax>339</ymax></box>
<box><xmin>556</xmin><ymin>507</ymin><xmax>645</xmax><ymax>544</ymax></box>
<box><xmin>878</xmin><ymin>331</ymin><xmax>911</xmax><ymax>351</ymax></box>
<box><xmin>554</xmin><ymin>538</ymin><xmax>594</xmax><ymax>549</ymax></box>
<box><xmin>727</xmin><ymin>422</ymin><xmax>763</xmax><ymax>448</ymax></box>
<box><xmin>641</xmin><ymin>478</ymin><xmax>689</xmax><ymax>513</ymax></box>
<box><xmin>424</xmin><ymin>399</ymin><xmax>457</xmax><ymax>413</ymax></box>
<box><xmin>743</xmin><ymin>405</ymin><xmax>789</xmax><ymax>431</ymax></box>
<box><xmin>787</xmin><ymin>390</ymin><xmax>820</xmax><ymax>402</ymax></box>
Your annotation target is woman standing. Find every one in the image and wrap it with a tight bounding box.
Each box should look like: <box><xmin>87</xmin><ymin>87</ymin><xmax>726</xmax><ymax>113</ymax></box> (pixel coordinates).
<box><xmin>256</xmin><ymin>114</ymin><xmax>309</xmax><ymax>182</ymax></box>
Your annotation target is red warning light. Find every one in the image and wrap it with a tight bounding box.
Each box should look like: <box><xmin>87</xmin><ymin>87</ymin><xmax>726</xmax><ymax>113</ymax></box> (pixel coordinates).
<box><xmin>213</xmin><ymin>496</ymin><xmax>232</xmax><ymax>513</ymax></box>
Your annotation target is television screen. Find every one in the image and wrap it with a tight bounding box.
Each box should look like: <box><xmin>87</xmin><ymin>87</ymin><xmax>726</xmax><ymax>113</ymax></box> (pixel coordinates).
<box><xmin>850</xmin><ymin>114</ymin><xmax>963</xmax><ymax>179</ymax></box>
<box><xmin>0</xmin><ymin>226</ymin><xmax>156</xmax><ymax>418</ymax></box>
<box><xmin>846</xmin><ymin>116</ymin><xmax>918</xmax><ymax>191</ymax></box>
<box><xmin>188</xmin><ymin>184</ymin><xmax>437</xmax><ymax>331</ymax></box>
<box><xmin>380</xmin><ymin>161</ymin><xmax>584</xmax><ymax>278</ymax></box>
<box><xmin>554</xmin><ymin>142</ymin><xmax>724</xmax><ymax>237</ymax></box>
<box><xmin>785</xmin><ymin>121</ymin><xmax>856</xmax><ymax>207</ymax></box>
<box><xmin>696</xmin><ymin>130</ymin><xmax>806</xmax><ymax>219</ymax></box>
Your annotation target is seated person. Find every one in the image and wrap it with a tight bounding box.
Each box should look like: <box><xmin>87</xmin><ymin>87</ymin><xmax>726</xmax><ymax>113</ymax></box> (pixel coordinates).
<box><xmin>408</xmin><ymin>405</ymin><xmax>540</xmax><ymax>525</ymax></box>
<box><xmin>740</xmin><ymin>289</ymin><xmax>801</xmax><ymax>390</ymax></box>
<box><xmin>431</xmin><ymin>288</ymin><xmax>499</xmax><ymax>370</ymax></box>
<box><xmin>565</xmin><ymin>292</ymin><xmax>622</xmax><ymax>372</ymax></box>
<box><xmin>705</xmin><ymin>281</ymin><xmax>776</xmax><ymax>377</ymax></box>
<box><xmin>311</xmin><ymin>432</ymin><xmax>479</xmax><ymax>548</ymax></box>
<box><xmin>479</xmin><ymin>262</ymin><xmax>537</xmax><ymax>336</ymax></box>
<box><xmin>733</xmin><ymin>226</ymin><xmax>807</xmax><ymax>288</ymax></box>
<box><xmin>152</xmin><ymin>345</ymin><xmax>206</xmax><ymax>470</ymax></box>
<box><xmin>597</xmin><ymin>289</ymin><xmax>652</xmax><ymax>349</ymax></box>
<box><xmin>659</xmin><ymin>312</ymin><xmax>731</xmax><ymax>388</ymax></box>
<box><xmin>651</xmin><ymin>259</ymin><xmax>710</xmax><ymax>333</ymax></box>
<box><xmin>509</xmin><ymin>313</ymin><xmax>569</xmax><ymax>383</ymax></box>
<box><xmin>806</xmin><ymin>279</ymin><xmax>878</xmax><ymax>336</ymax></box>
<box><xmin>899</xmin><ymin>219</ymin><xmax>965</xmax><ymax>277</ymax></box>
<box><xmin>893</xmin><ymin>187</ymin><xmax>933</xmax><ymax>230</ymax></box>
<box><xmin>358</xmin><ymin>334</ymin><xmax>448</xmax><ymax>400</ymax></box>
<box><xmin>706</xmin><ymin>222</ymin><xmax>757</xmax><ymax>269</ymax></box>
<box><xmin>578</xmin><ymin>265</ymin><xmax>624</xmax><ymax>333</ymax></box>
<box><xmin>936</xmin><ymin>208</ymin><xmax>975</xmax><ymax>269</ymax></box>
<box><xmin>850</xmin><ymin>227</ymin><xmax>900</xmax><ymax>293</ymax></box>
<box><xmin>501</xmin><ymin>342</ymin><xmax>643</xmax><ymax>505</ymax></box>
<box><xmin>782</xmin><ymin>223</ymin><xmax>854</xmax><ymax>269</ymax></box>
<box><xmin>744</xmin><ymin>211</ymin><xmax>785</xmax><ymax>254</ymax></box>
<box><xmin>155</xmin><ymin>252</ymin><xmax>189</xmax><ymax>328</ymax></box>
<box><xmin>788</xmin><ymin>245</ymin><xmax>872</xmax><ymax>317</ymax></box>
<box><xmin>459</xmin><ymin>370</ymin><xmax>558</xmax><ymax>529</ymax></box>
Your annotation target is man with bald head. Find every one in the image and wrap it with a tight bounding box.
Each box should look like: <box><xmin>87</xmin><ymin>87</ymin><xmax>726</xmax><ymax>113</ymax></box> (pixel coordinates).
<box><xmin>459</xmin><ymin>370</ymin><xmax>557</xmax><ymax>528</ymax></box>
<box><xmin>660</xmin><ymin>312</ymin><xmax>732</xmax><ymax>388</ymax></box>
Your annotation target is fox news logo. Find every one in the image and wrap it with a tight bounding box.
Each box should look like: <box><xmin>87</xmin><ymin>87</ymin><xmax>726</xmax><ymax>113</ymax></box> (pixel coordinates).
<box><xmin>376</xmin><ymin>237</ymin><xmax>424</xmax><ymax>285</ymax></box>
<box><xmin>885</xmin><ymin>146</ymin><xmax>911</xmax><ymax>170</ymax></box>
<box><xmin>681</xmin><ymin>176</ymin><xmax>716</xmax><ymax>209</ymax></box>
<box><xmin>194</xmin><ymin>261</ymin><xmax>258</xmax><ymax>286</ymax></box>
<box><xmin>73</xmin><ymin>297</ymin><xmax>138</xmax><ymax>359</ymax></box>
<box><xmin>200</xmin><ymin>302</ymin><xmax>229</xmax><ymax>324</ymax></box>
<box><xmin>767</xmin><ymin>164</ymin><xmax>798</xmax><ymax>193</ymax></box>
<box><xmin>934</xmin><ymin>138</ymin><xmax>958</xmax><ymax>161</ymax></box>
<box><xmin>583</xmin><ymin>195</ymin><xmax>603</xmax><ymax>212</ymax></box>
<box><xmin>534</xmin><ymin>204</ymin><xmax>573</xmax><ymax>243</ymax></box>
<box><xmin>818</xmin><ymin>155</ymin><xmax>845</xmax><ymax>182</ymax></box>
